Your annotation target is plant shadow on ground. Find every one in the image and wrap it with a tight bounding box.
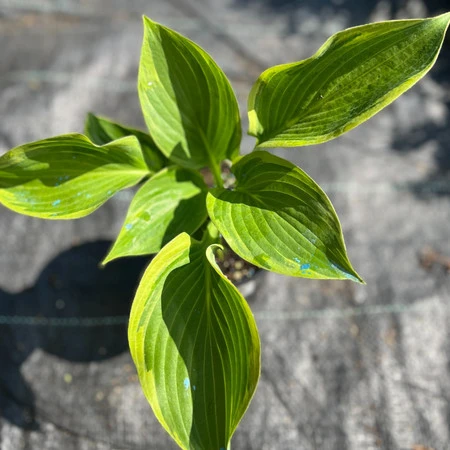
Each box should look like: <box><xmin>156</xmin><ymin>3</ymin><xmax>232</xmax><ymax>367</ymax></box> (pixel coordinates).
<box><xmin>390</xmin><ymin>1</ymin><xmax>450</xmax><ymax>199</ymax></box>
<box><xmin>391</xmin><ymin>102</ymin><xmax>450</xmax><ymax>198</ymax></box>
<box><xmin>390</xmin><ymin>45</ymin><xmax>450</xmax><ymax>198</ymax></box>
<box><xmin>0</xmin><ymin>240</ymin><xmax>149</xmax><ymax>430</ymax></box>
<box><xmin>232</xmin><ymin>0</ymin><xmax>405</xmax><ymax>34</ymax></box>
<box><xmin>233</xmin><ymin>0</ymin><xmax>450</xmax><ymax>31</ymax></box>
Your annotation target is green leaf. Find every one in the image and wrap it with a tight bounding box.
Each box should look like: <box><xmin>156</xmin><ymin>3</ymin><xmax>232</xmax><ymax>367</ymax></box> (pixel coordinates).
<box><xmin>0</xmin><ymin>133</ymin><xmax>149</xmax><ymax>219</ymax></box>
<box><xmin>84</xmin><ymin>112</ymin><xmax>167</xmax><ymax>173</ymax></box>
<box><xmin>248</xmin><ymin>13</ymin><xmax>450</xmax><ymax>147</ymax></box>
<box><xmin>138</xmin><ymin>17</ymin><xmax>241</xmax><ymax>170</ymax></box>
<box><xmin>103</xmin><ymin>166</ymin><xmax>208</xmax><ymax>263</ymax></box>
<box><xmin>128</xmin><ymin>231</ymin><xmax>260</xmax><ymax>450</ymax></box>
<box><xmin>207</xmin><ymin>151</ymin><xmax>363</xmax><ymax>282</ymax></box>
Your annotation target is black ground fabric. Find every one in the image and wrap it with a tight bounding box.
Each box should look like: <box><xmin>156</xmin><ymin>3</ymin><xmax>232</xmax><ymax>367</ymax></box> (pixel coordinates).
<box><xmin>1</xmin><ymin>1</ymin><xmax>450</xmax><ymax>449</ymax></box>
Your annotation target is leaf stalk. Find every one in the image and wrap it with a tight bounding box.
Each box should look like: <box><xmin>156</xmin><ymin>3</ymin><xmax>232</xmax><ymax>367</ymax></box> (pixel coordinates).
<box><xmin>210</xmin><ymin>158</ymin><xmax>224</xmax><ymax>188</ymax></box>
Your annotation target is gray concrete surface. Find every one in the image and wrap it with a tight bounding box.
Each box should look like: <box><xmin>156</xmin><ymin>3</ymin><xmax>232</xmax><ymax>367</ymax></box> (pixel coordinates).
<box><xmin>1</xmin><ymin>0</ymin><xmax>450</xmax><ymax>449</ymax></box>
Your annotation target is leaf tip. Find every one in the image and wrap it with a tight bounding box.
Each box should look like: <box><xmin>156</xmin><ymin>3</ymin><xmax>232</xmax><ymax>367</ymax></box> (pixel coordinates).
<box><xmin>247</xmin><ymin>109</ymin><xmax>261</xmax><ymax>139</ymax></box>
<box><xmin>142</xmin><ymin>15</ymin><xmax>161</xmax><ymax>31</ymax></box>
<box><xmin>332</xmin><ymin>262</ymin><xmax>365</xmax><ymax>284</ymax></box>
<box><xmin>99</xmin><ymin>257</ymin><xmax>111</xmax><ymax>268</ymax></box>
<box><xmin>351</xmin><ymin>271</ymin><xmax>366</xmax><ymax>285</ymax></box>
<box><xmin>100</xmin><ymin>250</ymin><xmax>117</xmax><ymax>267</ymax></box>
<box><xmin>84</xmin><ymin>111</ymin><xmax>96</xmax><ymax>133</ymax></box>
<box><xmin>436</xmin><ymin>11</ymin><xmax>450</xmax><ymax>22</ymax></box>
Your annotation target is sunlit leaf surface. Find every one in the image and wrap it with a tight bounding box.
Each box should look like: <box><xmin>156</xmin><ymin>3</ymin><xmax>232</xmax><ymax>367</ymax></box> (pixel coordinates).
<box><xmin>139</xmin><ymin>17</ymin><xmax>241</xmax><ymax>169</ymax></box>
<box><xmin>0</xmin><ymin>134</ymin><xmax>149</xmax><ymax>219</ymax></box>
<box><xmin>104</xmin><ymin>166</ymin><xmax>208</xmax><ymax>262</ymax></box>
<box><xmin>249</xmin><ymin>13</ymin><xmax>450</xmax><ymax>147</ymax></box>
<box><xmin>207</xmin><ymin>152</ymin><xmax>363</xmax><ymax>282</ymax></box>
<box><xmin>129</xmin><ymin>230</ymin><xmax>260</xmax><ymax>450</ymax></box>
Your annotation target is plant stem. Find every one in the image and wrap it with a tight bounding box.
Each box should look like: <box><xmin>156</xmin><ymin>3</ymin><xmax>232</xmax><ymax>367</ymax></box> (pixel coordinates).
<box><xmin>210</xmin><ymin>158</ymin><xmax>223</xmax><ymax>188</ymax></box>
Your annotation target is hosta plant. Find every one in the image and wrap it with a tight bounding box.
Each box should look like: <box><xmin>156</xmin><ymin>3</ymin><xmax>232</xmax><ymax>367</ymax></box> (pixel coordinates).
<box><xmin>1</xmin><ymin>12</ymin><xmax>449</xmax><ymax>449</ymax></box>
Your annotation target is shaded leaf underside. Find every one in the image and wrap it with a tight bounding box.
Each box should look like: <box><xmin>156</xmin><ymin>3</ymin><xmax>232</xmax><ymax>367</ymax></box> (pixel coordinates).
<box><xmin>84</xmin><ymin>112</ymin><xmax>167</xmax><ymax>173</ymax></box>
